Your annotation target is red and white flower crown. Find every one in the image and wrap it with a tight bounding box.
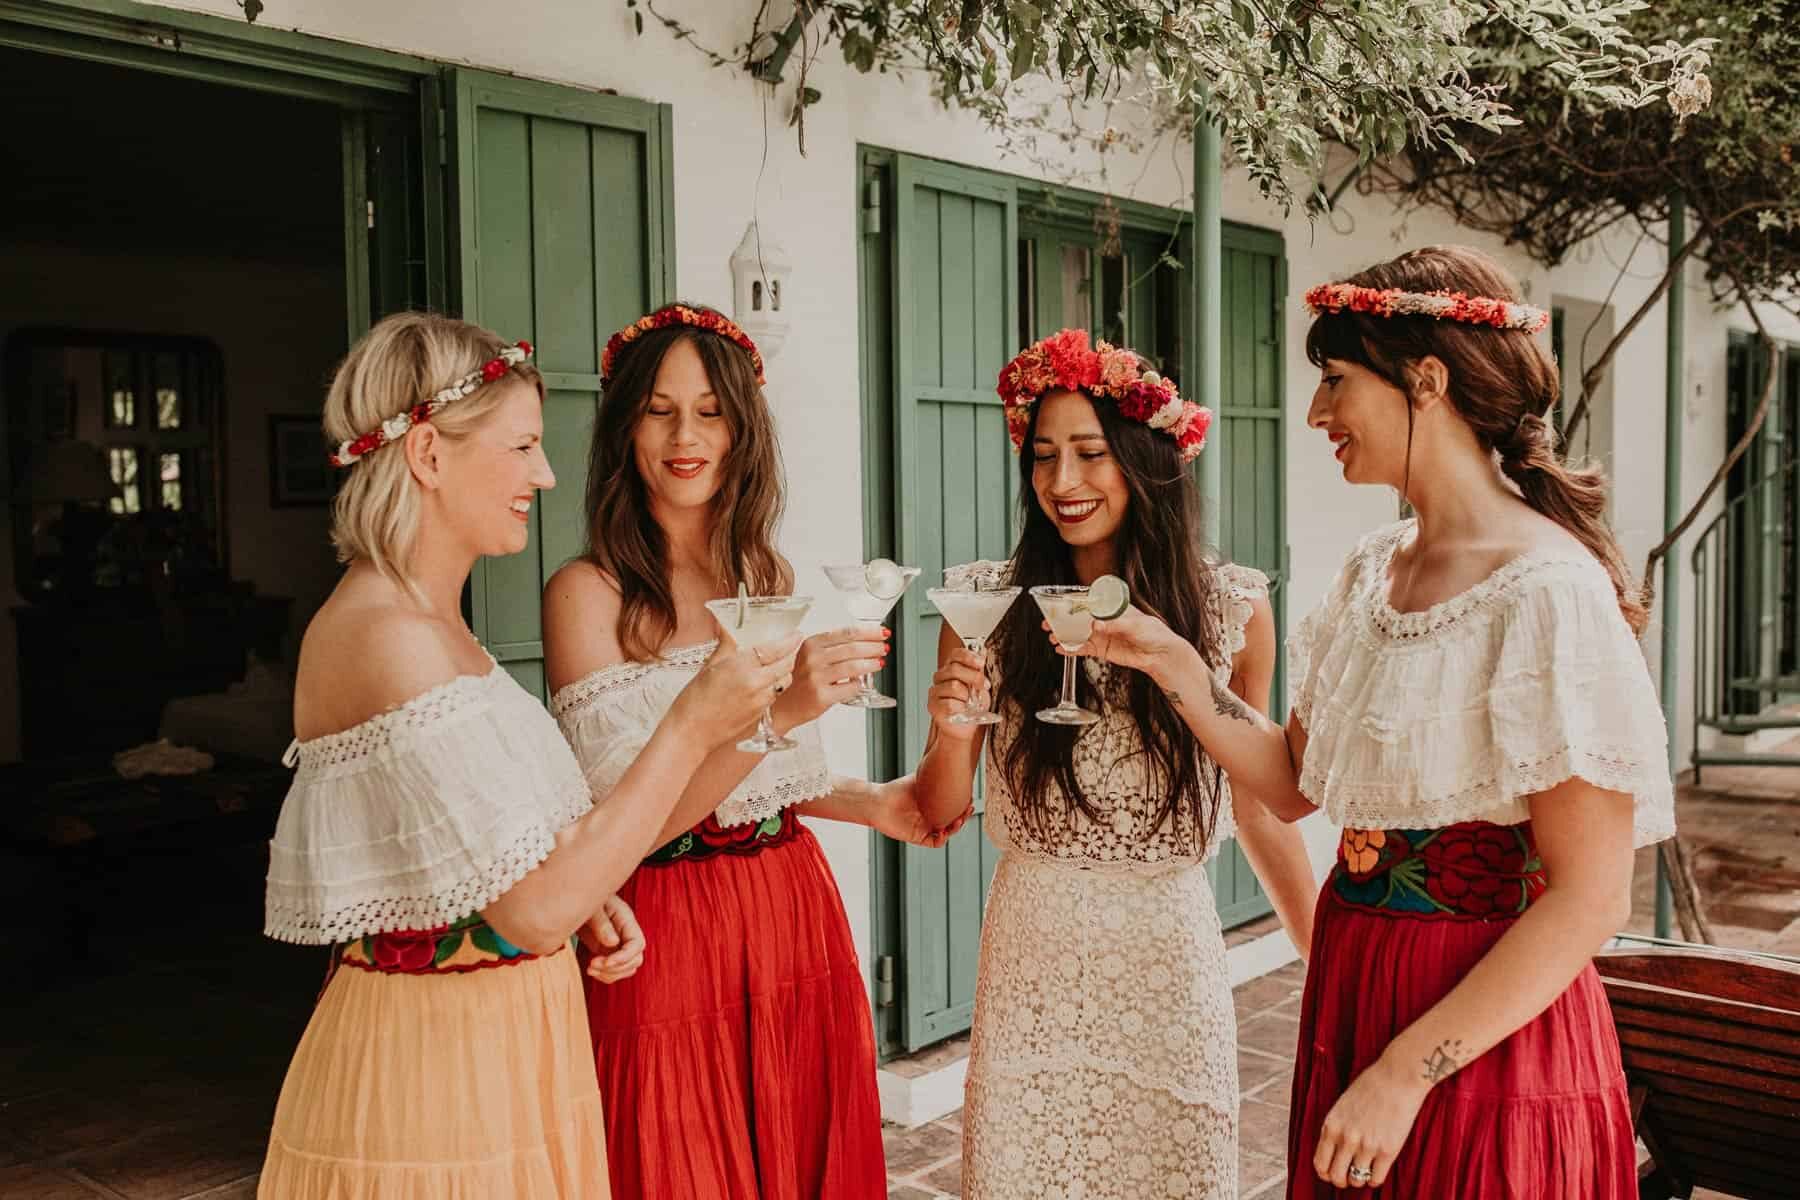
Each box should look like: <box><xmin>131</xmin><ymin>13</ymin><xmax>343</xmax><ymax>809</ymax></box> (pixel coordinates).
<box><xmin>996</xmin><ymin>329</ymin><xmax>1212</xmax><ymax>464</ymax></box>
<box><xmin>329</xmin><ymin>341</ymin><xmax>534</xmax><ymax>468</ymax></box>
<box><xmin>601</xmin><ymin>304</ymin><xmax>765</xmax><ymax>387</ymax></box>
<box><xmin>1303</xmin><ymin>282</ymin><xmax>1549</xmax><ymax>333</ymax></box>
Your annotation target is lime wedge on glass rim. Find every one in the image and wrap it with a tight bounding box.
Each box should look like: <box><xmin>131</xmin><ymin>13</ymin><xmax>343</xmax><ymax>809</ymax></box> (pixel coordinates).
<box><xmin>1088</xmin><ymin>574</ymin><xmax>1129</xmax><ymax>621</ymax></box>
<box><xmin>864</xmin><ymin>557</ymin><xmax>909</xmax><ymax>601</ymax></box>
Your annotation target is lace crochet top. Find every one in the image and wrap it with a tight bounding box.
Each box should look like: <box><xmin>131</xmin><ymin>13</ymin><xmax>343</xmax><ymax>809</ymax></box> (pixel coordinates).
<box><xmin>266</xmin><ymin>664</ymin><xmax>593</xmax><ymax>945</ymax></box>
<box><xmin>1289</xmin><ymin>520</ymin><xmax>1676</xmax><ymax>846</ymax></box>
<box><xmin>980</xmin><ymin>562</ymin><xmax>1269</xmax><ymax>869</ymax></box>
<box><xmin>551</xmin><ymin>641</ymin><xmax>832</xmax><ymax>829</ymax></box>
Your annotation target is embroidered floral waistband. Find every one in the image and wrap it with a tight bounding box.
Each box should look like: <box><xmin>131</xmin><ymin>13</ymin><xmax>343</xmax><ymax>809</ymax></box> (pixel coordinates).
<box><xmin>644</xmin><ymin>807</ymin><xmax>801</xmax><ymax>866</ymax></box>
<box><xmin>1330</xmin><ymin>821</ymin><xmax>1546</xmax><ymax>921</ymax></box>
<box><xmin>339</xmin><ymin>912</ymin><xmax>557</xmax><ymax>975</ymax></box>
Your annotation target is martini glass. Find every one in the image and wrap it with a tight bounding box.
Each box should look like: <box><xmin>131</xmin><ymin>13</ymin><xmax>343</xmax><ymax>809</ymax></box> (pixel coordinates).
<box><xmin>703</xmin><ymin>594</ymin><xmax>813</xmax><ymax>752</ymax></box>
<box><xmin>1030</xmin><ymin>584</ymin><xmax>1102</xmax><ymax>726</ymax></box>
<box><xmin>822</xmin><ymin>561</ymin><xmax>921</xmax><ymax>708</ymax></box>
<box><xmin>926</xmin><ymin>584</ymin><xmax>1022</xmax><ymax>725</ymax></box>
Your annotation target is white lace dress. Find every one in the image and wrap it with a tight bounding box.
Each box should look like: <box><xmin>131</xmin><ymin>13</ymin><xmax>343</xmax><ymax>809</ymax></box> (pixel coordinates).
<box><xmin>962</xmin><ymin>564</ymin><xmax>1268</xmax><ymax>1200</ymax></box>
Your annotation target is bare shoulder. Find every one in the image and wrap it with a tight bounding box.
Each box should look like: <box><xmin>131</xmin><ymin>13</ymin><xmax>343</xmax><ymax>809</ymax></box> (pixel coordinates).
<box><xmin>543</xmin><ymin>559</ymin><xmax>625</xmax><ymax>689</ymax></box>
<box><xmin>294</xmin><ymin>604</ymin><xmax>476</xmax><ymax>740</ymax></box>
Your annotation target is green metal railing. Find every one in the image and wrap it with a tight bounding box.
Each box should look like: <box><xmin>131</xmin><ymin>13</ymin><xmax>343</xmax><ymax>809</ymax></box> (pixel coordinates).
<box><xmin>1690</xmin><ymin>454</ymin><xmax>1800</xmax><ymax>780</ymax></box>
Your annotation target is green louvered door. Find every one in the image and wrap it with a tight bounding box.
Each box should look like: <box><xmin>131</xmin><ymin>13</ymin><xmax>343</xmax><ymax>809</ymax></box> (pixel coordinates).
<box><xmin>1211</xmin><ymin>226</ymin><xmax>1288</xmax><ymax>927</ymax></box>
<box><xmin>890</xmin><ymin>153</ymin><xmax>1020</xmax><ymax>1051</ymax></box>
<box><xmin>444</xmin><ymin>68</ymin><xmax>675</xmax><ymax>696</ymax></box>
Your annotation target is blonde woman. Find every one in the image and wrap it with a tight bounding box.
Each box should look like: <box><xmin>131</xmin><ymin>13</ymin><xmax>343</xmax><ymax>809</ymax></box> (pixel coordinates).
<box><xmin>258</xmin><ymin>312</ymin><xmax>797</xmax><ymax>1198</ymax></box>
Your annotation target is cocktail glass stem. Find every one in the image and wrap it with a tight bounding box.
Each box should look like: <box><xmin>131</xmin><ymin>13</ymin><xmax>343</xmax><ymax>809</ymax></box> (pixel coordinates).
<box><xmin>961</xmin><ymin>638</ymin><xmax>989</xmax><ymax>719</ymax></box>
<box><xmin>1056</xmin><ymin>647</ymin><xmax>1081</xmax><ymax>714</ymax></box>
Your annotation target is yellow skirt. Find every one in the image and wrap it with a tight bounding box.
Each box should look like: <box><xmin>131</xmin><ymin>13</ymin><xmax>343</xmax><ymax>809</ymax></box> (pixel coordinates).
<box><xmin>259</xmin><ymin>946</ymin><xmax>608</xmax><ymax>1199</ymax></box>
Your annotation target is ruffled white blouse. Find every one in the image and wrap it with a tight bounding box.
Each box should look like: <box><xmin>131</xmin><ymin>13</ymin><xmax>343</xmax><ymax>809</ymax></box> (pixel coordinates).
<box><xmin>551</xmin><ymin>641</ymin><xmax>831</xmax><ymax>829</ymax></box>
<box><xmin>265</xmin><ymin>664</ymin><xmax>593</xmax><ymax>945</ymax></box>
<box><xmin>1289</xmin><ymin>520</ymin><xmax>1675</xmax><ymax>846</ymax></box>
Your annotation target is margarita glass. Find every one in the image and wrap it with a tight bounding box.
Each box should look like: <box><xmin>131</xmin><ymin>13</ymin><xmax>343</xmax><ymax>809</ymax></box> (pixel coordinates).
<box><xmin>926</xmin><ymin>581</ymin><xmax>1021</xmax><ymax>726</ymax></box>
<box><xmin>703</xmin><ymin>593</ymin><xmax>812</xmax><ymax>752</ymax></box>
<box><xmin>1029</xmin><ymin>585</ymin><xmax>1102</xmax><ymax>726</ymax></box>
<box><xmin>822</xmin><ymin>560</ymin><xmax>920</xmax><ymax>708</ymax></box>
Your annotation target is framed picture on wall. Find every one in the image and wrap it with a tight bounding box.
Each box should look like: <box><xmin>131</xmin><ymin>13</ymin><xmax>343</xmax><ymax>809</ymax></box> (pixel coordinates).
<box><xmin>269</xmin><ymin>414</ymin><xmax>331</xmax><ymax>507</ymax></box>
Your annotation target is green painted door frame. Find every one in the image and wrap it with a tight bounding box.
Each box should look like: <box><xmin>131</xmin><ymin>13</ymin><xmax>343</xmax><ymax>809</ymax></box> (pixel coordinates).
<box><xmin>860</xmin><ymin>145</ymin><xmax>1289</xmax><ymax>1056</ymax></box>
<box><xmin>7</xmin><ymin>1</ymin><xmax>677</xmax><ymax>695</ymax></box>
<box><xmin>443</xmin><ymin>68</ymin><xmax>676</xmax><ymax>694</ymax></box>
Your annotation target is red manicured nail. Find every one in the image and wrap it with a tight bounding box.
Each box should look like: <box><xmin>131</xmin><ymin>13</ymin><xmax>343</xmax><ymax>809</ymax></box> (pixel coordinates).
<box><xmin>881</xmin><ymin>628</ymin><xmax>891</xmax><ymax>639</ymax></box>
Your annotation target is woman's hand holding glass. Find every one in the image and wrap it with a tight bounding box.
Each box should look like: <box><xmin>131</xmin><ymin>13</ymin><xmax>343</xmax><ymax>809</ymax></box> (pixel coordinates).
<box><xmin>670</xmin><ymin>630</ymin><xmax>803</xmax><ymax>750</ymax></box>
<box><xmin>1049</xmin><ymin>603</ymin><xmax>1189</xmax><ymax>686</ymax></box>
<box><xmin>773</xmin><ymin>626</ymin><xmax>890</xmax><ymax>728</ymax></box>
<box><xmin>925</xmin><ymin>646</ymin><xmax>991</xmax><ymax>742</ymax></box>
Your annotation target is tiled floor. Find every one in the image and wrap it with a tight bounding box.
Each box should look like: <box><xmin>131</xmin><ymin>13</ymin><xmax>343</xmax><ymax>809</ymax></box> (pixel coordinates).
<box><xmin>3</xmin><ymin>759</ymin><xmax>1793</xmax><ymax>1200</ymax></box>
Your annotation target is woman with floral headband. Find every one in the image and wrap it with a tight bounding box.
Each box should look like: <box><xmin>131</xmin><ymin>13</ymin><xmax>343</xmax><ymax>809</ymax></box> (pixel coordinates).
<box><xmin>1053</xmin><ymin>246</ymin><xmax>1673</xmax><ymax>1197</ymax></box>
<box><xmin>542</xmin><ymin>302</ymin><xmax>969</xmax><ymax>1199</ymax></box>
<box><xmin>909</xmin><ymin>329</ymin><xmax>1319</xmax><ymax>1198</ymax></box>
<box><xmin>258</xmin><ymin>312</ymin><xmax>797</xmax><ymax>1198</ymax></box>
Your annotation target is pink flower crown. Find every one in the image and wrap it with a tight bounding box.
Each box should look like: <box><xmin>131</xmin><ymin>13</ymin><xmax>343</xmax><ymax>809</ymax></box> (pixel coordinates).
<box><xmin>1303</xmin><ymin>282</ymin><xmax>1549</xmax><ymax>333</ymax></box>
<box><xmin>329</xmin><ymin>341</ymin><xmax>533</xmax><ymax>468</ymax></box>
<box><xmin>996</xmin><ymin>329</ymin><xmax>1212</xmax><ymax>464</ymax></box>
<box><xmin>602</xmin><ymin>304</ymin><xmax>765</xmax><ymax>387</ymax></box>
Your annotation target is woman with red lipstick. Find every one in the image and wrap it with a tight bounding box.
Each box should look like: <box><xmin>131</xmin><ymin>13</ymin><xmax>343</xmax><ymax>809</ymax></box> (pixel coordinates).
<box><xmin>909</xmin><ymin>329</ymin><xmax>1318</xmax><ymax>1199</ymax></box>
<box><xmin>259</xmin><ymin>313</ymin><xmax>795</xmax><ymax>1198</ymax></box>
<box><xmin>542</xmin><ymin>303</ymin><xmax>969</xmax><ymax>1199</ymax></box>
<box><xmin>1052</xmin><ymin>247</ymin><xmax>1674</xmax><ymax>1198</ymax></box>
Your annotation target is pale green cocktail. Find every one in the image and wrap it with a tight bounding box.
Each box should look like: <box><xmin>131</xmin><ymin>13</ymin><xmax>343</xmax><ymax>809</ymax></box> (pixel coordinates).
<box><xmin>703</xmin><ymin>594</ymin><xmax>812</xmax><ymax>752</ymax></box>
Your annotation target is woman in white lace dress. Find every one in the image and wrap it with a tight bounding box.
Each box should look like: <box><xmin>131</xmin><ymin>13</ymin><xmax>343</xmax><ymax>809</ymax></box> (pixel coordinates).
<box><xmin>913</xmin><ymin>330</ymin><xmax>1319</xmax><ymax>1199</ymax></box>
<box><xmin>259</xmin><ymin>313</ymin><xmax>794</xmax><ymax>1198</ymax></box>
<box><xmin>542</xmin><ymin>304</ymin><xmax>969</xmax><ymax>1199</ymax></box>
<box><xmin>1060</xmin><ymin>248</ymin><xmax>1674</xmax><ymax>1198</ymax></box>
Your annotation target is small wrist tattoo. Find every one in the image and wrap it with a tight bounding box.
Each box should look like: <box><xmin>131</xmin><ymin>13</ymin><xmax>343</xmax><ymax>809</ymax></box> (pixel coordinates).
<box><xmin>1421</xmin><ymin>1039</ymin><xmax>1466</xmax><ymax>1084</ymax></box>
<box><xmin>1210</xmin><ymin>679</ymin><xmax>1254</xmax><ymax>726</ymax></box>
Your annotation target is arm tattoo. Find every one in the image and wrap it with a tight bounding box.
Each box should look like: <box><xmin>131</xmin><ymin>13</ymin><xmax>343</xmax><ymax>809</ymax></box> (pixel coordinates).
<box><xmin>1210</xmin><ymin>678</ymin><xmax>1255</xmax><ymax>726</ymax></box>
<box><xmin>1163</xmin><ymin>687</ymin><xmax>1183</xmax><ymax>708</ymax></box>
<box><xmin>1421</xmin><ymin>1039</ymin><xmax>1466</xmax><ymax>1084</ymax></box>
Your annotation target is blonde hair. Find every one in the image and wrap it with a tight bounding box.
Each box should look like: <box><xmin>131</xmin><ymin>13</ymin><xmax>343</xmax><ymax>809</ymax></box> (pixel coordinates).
<box><xmin>323</xmin><ymin>312</ymin><xmax>543</xmax><ymax>588</ymax></box>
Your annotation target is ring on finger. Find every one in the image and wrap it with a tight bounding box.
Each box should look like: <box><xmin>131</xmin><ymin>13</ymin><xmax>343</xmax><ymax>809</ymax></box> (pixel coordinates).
<box><xmin>1347</xmin><ymin>1164</ymin><xmax>1373</xmax><ymax>1186</ymax></box>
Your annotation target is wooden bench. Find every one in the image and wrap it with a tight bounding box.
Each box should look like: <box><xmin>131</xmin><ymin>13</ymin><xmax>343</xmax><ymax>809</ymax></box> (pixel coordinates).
<box><xmin>1596</xmin><ymin>942</ymin><xmax>1800</xmax><ymax>1200</ymax></box>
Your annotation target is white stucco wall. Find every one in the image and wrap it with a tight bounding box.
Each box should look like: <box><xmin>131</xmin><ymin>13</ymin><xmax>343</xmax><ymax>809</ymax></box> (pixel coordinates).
<box><xmin>120</xmin><ymin>0</ymin><xmax>1800</xmax><ymax>966</ymax></box>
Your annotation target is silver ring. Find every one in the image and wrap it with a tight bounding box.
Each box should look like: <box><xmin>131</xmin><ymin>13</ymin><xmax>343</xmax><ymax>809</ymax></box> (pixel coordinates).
<box><xmin>1347</xmin><ymin>1164</ymin><xmax>1373</xmax><ymax>1186</ymax></box>
<box><xmin>752</xmin><ymin>646</ymin><xmax>767</xmax><ymax>666</ymax></box>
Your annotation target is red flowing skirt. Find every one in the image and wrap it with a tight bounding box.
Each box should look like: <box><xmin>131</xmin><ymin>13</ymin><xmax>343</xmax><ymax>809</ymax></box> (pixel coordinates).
<box><xmin>1287</xmin><ymin>822</ymin><xmax>1636</xmax><ymax>1199</ymax></box>
<box><xmin>584</xmin><ymin>810</ymin><xmax>885</xmax><ymax>1199</ymax></box>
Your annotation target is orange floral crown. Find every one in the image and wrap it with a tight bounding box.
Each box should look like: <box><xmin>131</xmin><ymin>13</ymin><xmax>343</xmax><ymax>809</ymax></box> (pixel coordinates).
<box><xmin>996</xmin><ymin>329</ymin><xmax>1212</xmax><ymax>464</ymax></box>
<box><xmin>601</xmin><ymin>304</ymin><xmax>765</xmax><ymax>387</ymax></box>
<box><xmin>1303</xmin><ymin>282</ymin><xmax>1549</xmax><ymax>333</ymax></box>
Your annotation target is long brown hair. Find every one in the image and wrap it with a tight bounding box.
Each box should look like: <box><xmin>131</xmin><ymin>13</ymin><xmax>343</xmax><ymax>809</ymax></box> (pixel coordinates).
<box><xmin>989</xmin><ymin>384</ymin><xmax>1226</xmax><ymax>852</ymax></box>
<box><xmin>1304</xmin><ymin>245</ymin><xmax>1647</xmax><ymax>634</ymax></box>
<box><xmin>583</xmin><ymin>303</ymin><xmax>787</xmax><ymax>661</ymax></box>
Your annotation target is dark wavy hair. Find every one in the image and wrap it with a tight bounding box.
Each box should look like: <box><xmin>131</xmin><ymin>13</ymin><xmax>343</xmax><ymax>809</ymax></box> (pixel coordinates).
<box><xmin>583</xmin><ymin>303</ymin><xmax>788</xmax><ymax>661</ymax></box>
<box><xmin>989</xmin><ymin>380</ymin><xmax>1226</xmax><ymax>851</ymax></box>
<box><xmin>1304</xmin><ymin>245</ymin><xmax>1645</xmax><ymax>634</ymax></box>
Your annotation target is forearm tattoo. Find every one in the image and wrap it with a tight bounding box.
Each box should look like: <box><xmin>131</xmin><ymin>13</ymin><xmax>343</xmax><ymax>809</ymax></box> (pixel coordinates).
<box><xmin>1210</xmin><ymin>678</ymin><xmax>1255</xmax><ymax>726</ymax></box>
<box><xmin>1163</xmin><ymin>687</ymin><xmax>1184</xmax><ymax>708</ymax></box>
<box><xmin>1421</xmin><ymin>1039</ymin><xmax>1467</xmax><ymax>1084</ymax></box>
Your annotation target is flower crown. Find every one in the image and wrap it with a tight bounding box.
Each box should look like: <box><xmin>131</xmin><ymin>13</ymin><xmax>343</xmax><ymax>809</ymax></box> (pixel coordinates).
<box><xmin>1303</xmin><ymin>282</ymin><xmax>1549</xmax><ymax>333</ymax></box>
<box><xmin>996</xmin><ymin>329</ymin><xmax>1212</xmax><ymax>464</ymax></box>
<box><xmin>601</xmin><ymin>304</ymin><xmax>765</xmax><ymax>387</ymax></box>
<box><xmin>329</xmin><ymin>341</ymin><xmax>533</xmax><ymax>468</ymax></box>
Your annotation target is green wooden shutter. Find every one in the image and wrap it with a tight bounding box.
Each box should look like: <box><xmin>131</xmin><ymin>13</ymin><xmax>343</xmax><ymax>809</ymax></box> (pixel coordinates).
<box><xmin>891</xmin><ymin>153</ymin><xmax>1019</xmax><ymax>1051</ymax></box>
<box><xmin>443</xmin><ymin>68</ymin><xmax>675</xmax><ymax>696</ymax></box>
<box><xmin>1210</xmin><ymin>225</ymin><xmax>1288</xmax><ymax>928</ymax></box>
